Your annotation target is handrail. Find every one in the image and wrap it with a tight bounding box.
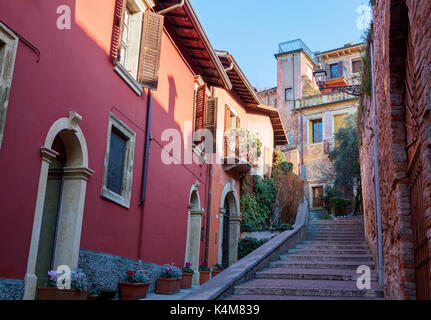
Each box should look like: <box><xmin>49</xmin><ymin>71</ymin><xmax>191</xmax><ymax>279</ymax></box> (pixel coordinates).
<box><xmin>182</xmin><ymin>201</ymin><xmax>309</xmax><ymax>300</ymax></box>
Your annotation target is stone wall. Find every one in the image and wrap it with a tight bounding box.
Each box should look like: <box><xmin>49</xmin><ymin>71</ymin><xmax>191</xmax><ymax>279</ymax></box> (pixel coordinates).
<box><xmin>359</xmin><ymin>0</ymin><xmax>431</xmax><ymax>299</ymax></box>
<box><xmin>0</xmin><ymin>278</ymin><xmax>24</xmax><ymax>300</ymax></box>
<box><xmin>78</xmin><ymin>249</ymin><xmax>163</xmax><ymax>299</ymax></box>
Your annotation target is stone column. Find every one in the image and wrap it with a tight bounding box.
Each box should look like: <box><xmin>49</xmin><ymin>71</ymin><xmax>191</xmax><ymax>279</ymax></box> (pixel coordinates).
<box><xmin>23</xmin><ymin>147</ymin><xmax>59</xmax><ymax>300</ymax></box>
<box><xmin>229</xmin><ymin>216</ymin><xmax>241</xmax><ymax>266</ymax></box>
<box><xmin>189</xmin><ymin>208</ymin><xmax>203</xmax><ymax>284</ymax></box>
<box><xmin>53</xmin><ymin>167</ymin><xmax>94</xmax><ymax>271</ymax></box>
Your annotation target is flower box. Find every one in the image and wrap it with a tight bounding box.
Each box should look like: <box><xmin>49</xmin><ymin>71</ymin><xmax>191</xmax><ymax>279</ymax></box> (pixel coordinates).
<box><xmin>36</xmin><ymin>287</ymin><xmax>88</xmax><ymax>300</ymax></box>
<box><xmin>156</xmin><ymin>277</ymin><xmax>180</xmax><ymax>295</ymax></box>
<box><xmin>199</xmin><ymin>271</ymin><xmax>210</xmax><ymax>285</ymax></box>
<box><xmin>212</xmin><ymin>270</ymin><xmax>222</xmax><ymax>277</ymax></box>
<box><xmin>181</xmin><ymin>273</ymin><xmax>193</xmax><ymax>289</ymax></box>
<box><xmin>118</xmin><ymin>282</ymin><xmax>151</xmax><ymax>300</ymax></box>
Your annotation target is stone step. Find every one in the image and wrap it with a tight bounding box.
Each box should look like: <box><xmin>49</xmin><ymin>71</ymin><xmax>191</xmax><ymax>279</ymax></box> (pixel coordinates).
<box><xmin>297</xmin><ymin>243</ymin><xmax>369</xmax><ymax>250</ymax></box>
<box><xmin>255</xmin><ymin>268</ymin><xmax>378</xmax><ymax>281</ymax></box>
<box><xmin>302</xmin><ymin>240</ymin><xmax>368</xmax><ymax>245</ymax></box>
<box><xmin>270</xmin><ymin>260</ymin><xmax>375</xmax><ymax>270</ymax></box>
<box><xmin>289</xmin><ymin>248</ymin><xmax>370</xmax><ymax>255</ymax></box>
<box><xmin>306</xmin><ymin>236</ymin><xmax>366</xmax><ymax>240</ymax></box>
<box><xmin>227</xmin><ymin>294</ymin><xmax>382</xmax><ymax>300</ymax></box>
<box><xmin>280</xmin><ymin>254</ymin><xmax>373</xmax><ymax>262</ymax></box>
<box><xmin>233</xmin><ymin>279</ymin><xmax>383</xmax><ymax>298</ymax></box>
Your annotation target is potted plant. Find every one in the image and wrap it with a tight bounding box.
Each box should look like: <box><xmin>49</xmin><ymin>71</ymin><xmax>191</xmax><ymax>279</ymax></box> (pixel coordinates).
<box><xmin>156</xmin><ymin>264</ymin><xmax>182</xmax><ymax>295</ymax></box>
<box><xmin>199</xmin><ymin>262</ymin><xmax>211</xmax><ymax>285</ymax></box>
<box><xmin>212</xmin><ymin>264</ymin><xmax>224</xmax><ymax>277</ymax></box>
<box><xmin>88</xmin><ymin>283</ymin><xmax>101</xmax><ymax>300</ymax></box>
<box><xmin>37</xmin><ymin>269</ymin><xmax>89</xmax><ymax>300</ymax></box>
<box><xmin>181</xmin><ymin>262</ymin><xmax>194</xmax><ymax>289</ymax></box>
<box><xmin>118</xmin><ymin>269</ymin><xmax>151</xmax><ymax>300</ymax></box>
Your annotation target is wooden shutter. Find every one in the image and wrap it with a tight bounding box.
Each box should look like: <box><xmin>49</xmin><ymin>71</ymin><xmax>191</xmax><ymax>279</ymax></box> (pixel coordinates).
<box><xmin>194</xmin><ymin>85</ymin><xmax>206</xmax><ymax>142</ymax></box>
<box><xmin>111</xmin><ymin>0</ymin><xmax>127</xmax><ymax>63</ymax></box>
<box><xmin>224</xmin><ymin>106</ymin><xmax>232</xmax><ymax>130</ymax></box>
<box><xmin>204</xmin><ymin>98</ymin><xmax>218</xmax><ymax>152</ymax></box>
<box><xmin>236</xmin><ymin>117</ymin><xmax>240</xmax><ymax>129</ymax></box>
<box><xmin>137</xmin><ymin>11</ymin><xmax>164</xmax><ymax>90</ymax></box>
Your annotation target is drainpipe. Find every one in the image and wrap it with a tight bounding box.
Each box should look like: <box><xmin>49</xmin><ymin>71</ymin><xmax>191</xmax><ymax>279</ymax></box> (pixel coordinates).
<box><xmin>138</xmin><ymin>89</ymin><xmax>153</xmax><ymax>262</ymax></box>
<box><xmin>139</xmin><ymin>89</ymin><xmax>153</xmax><ymax>206</ymax></box>
<box><xmin>370</xmin><ymin>42</ymin><xmax>384</xmax><ymax>288</ymax></box>
<box><xmin>157</xmin><ymin>0</ymin><xmax>185</xmax><ymax>15</ymax></box>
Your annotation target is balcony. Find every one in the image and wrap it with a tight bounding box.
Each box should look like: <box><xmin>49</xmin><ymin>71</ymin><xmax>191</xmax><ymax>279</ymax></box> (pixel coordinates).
<box><xmin>223</xmin><ymin>129</ymin><xmax>257</xmax><ymax>173</ymax></box>
<box><xmin>294</xmin><ymin>91</ymin><xmax>357</xmax><ymax>109</ymax></box>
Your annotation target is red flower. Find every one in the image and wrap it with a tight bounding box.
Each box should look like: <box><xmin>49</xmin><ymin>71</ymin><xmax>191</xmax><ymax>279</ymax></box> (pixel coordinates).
<box><xmin>126</xmin><ymin>270</ymin><xmax>136</xmax><ymax>276</ymax></box>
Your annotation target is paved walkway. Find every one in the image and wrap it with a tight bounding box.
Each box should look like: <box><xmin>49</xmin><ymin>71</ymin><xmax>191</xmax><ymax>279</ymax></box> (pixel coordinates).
<box><xmin>227</xmin><ymin>217</ymin><xmax>384</xmax><ymax>300</ymax></box>
<box><xmin>143</xmin><ymin>285</ymin><xmax>201</xmax><ymax>300</ymax></box>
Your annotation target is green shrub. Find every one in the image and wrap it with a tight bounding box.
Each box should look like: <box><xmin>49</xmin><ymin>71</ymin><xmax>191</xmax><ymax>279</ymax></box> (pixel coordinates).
<box><xmin>320</xmin><ymin>213</ymin><xmax>332</xmax><ymax>220</ymax></box>
<box><xmin>330</xmin><ymin>197</ymin><xmax>351</xmax><ymax>217</ymax></box>
<box><xmin>238</xmin><ymin>238</ymin><xmax>269</xmax><ymax>259</ymax></box>
<box><xmin>240</xmin><ymin>193</ymin><xmax>267</xmax><ymax>229</ymax></box>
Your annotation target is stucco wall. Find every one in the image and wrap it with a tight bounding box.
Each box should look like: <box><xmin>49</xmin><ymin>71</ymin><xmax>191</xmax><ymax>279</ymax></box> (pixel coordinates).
<box><xmin>0</xmin><ymin>0</ymin><xmax>207</xmax><ymax>284</ymax></box>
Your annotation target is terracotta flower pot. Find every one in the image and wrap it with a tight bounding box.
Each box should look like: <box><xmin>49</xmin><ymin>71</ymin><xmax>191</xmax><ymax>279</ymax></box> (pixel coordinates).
<box><xmin>156</xmin><ymin>278</ymin><xmax>180</xmax><ymax>295</ymax></box>
<box><xmin>36</xmin><ymin>287</ymin><xmax>88</xmax><ymax>300</ymax></box>
<box><xmin>199</xmin><ymin>271</ymin><xmax>210</xmax><ymax>285</ymax></box>
<box><xmin>212</xmin><ymin>270</ymin><xmax>223</xmax><ymax>277</ymax></box>
<box><xmin>118</xmin><ymin>282</ymin><xmax>151</xmax><ymax>300</ymax></box>
<box><xmin>88</xmin><ymin>294</ymin><xmax>99</xmax><ymax>300</ymax></box>
<box><xmin>181</xmin><ymin>273</ymin><xmax>193</xmax><ymax>289</ymax></box>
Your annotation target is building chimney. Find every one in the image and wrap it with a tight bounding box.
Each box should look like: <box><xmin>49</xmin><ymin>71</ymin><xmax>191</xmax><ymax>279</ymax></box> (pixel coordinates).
<box><xmin>344</xmin><ymin>42</ymin><xmax>354</xmax><ymax>47</ymax></box>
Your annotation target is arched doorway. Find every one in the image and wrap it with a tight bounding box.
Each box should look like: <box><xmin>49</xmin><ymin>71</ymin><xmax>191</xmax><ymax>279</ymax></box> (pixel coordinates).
<box><xmin>184</xmin><ymin>183</ymin><xmax>203</xmax><ymax>284</ymax></box>
<box><xmin>218</xmin><ymin>181</ymin><xmax>241</xmax><ymax>267</ymax></box>
<box><xmin>23</xmin><ymin>112</ymin><xmax>94</xmax><ymax>299</ymax></box>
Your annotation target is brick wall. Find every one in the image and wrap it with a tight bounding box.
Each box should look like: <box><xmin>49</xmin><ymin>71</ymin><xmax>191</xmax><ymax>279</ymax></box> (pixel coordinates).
<box><xmin>359</xmin><ymin>0</ymin><xmax>431</xmax><ymax>299</ymax></box>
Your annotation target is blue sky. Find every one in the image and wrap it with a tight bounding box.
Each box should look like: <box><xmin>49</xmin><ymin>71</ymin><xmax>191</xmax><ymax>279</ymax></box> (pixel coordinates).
<box><xmin>190</xmin><ymin>0</ymin><xmax>371</xmax><ymax>90</ymax></box>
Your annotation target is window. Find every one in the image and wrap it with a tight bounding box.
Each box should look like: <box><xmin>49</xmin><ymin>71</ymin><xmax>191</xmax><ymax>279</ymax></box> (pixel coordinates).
<box><xmin>312</xmin><ymin>186</ymin><xmax>324</xmax><ymax>208</ymax></box>
<box><xmin>0</xmin><ymin>23</ymin><xmax>18</xmax><ymax>150</ymax></box>
<box><xmin>352</xmin><ymin>59</ymin><xmax>362</xmax><ymax>74</ymax></box>
<box><xmin>101</xmin><ymin>113</ymin><xmax>136</xmax><ymax>208</ymax></box>
<box><xmin>310</xmin><ymin>119</ymin><xmax>323</xmax><ymax>144</ymax></box>
<box><xmin>113</xmin><ymin>0</ymin><xmax>163</xmax><ymax>93</ymax></box>
<box><xmin>120</xmin><ymin>8</ymin><xmax>132</xmax><ymax>66</ymax></box>
<box><xmin>224</xmin><ymin>105</ymin><xmax>240</xmax><ymax>158</ymax></box>
<box><xmin>285</xmin><ymin>88</ymin><xmax>293</xmax><ymax>101</ymax></box>
<box><xmin>306</xmin><ymin>64</ymin><xmax>313</xmax><ymax>81</ymax></box>
<box><xmin>330</xmin><ymin>63</ymin><xmax>339</xmax><ymax>78</ymax></box>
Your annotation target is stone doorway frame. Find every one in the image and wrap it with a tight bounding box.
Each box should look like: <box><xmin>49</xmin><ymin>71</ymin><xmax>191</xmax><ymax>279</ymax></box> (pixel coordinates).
<box><xmin>23</xmin><ymin>112</ymin><xmax>94</xmax><ymax>300</ymax></box>
<box><xmin>184</xmin><ymin>182</ymin><xmax>203</xmax><ymax>284</ymax></box>
<box><xmin>218</xmin><ymin>179</ymin><xmax>241</xmax><ymax>267</ymax></box>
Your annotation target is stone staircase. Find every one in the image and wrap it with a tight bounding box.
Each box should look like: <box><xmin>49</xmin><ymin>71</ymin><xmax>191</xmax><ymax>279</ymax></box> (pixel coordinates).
<box><xmin>227</xmin><ymin>217</ymin><xmax>384</xmax><ymax>300</ymax></box>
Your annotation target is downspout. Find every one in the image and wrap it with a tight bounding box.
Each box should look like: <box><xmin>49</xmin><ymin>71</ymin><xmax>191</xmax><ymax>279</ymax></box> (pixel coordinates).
<box><xmin>370</xmin><ymin>42</ymin><xmax>384</xmax><ymax>288</ymax></box>
<box><xmin>157</xmin><ymin>0</ymin><xmax>185</xmax><ymax>15</ymax></box>
<box><xmin>138</xmin><ymin>89</ymin><xmax>153</xmax><ymax>263</ymax></box>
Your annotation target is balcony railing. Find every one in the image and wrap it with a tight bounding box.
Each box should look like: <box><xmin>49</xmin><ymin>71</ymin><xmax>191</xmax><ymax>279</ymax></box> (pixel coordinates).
<box><xmin>294</xmin><ymin>91</ymin><xmax>357</xmax><ymax>109</ymax></box>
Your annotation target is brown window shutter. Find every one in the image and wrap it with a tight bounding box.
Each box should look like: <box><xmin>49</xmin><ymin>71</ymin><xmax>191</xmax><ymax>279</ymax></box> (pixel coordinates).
<box><xmin>204</xmin><ymin>98</ymin><xmax>218</xmax><ymax>152</ymax></box>
<box><xmin>193</xmin><ymin>85</ymin><xmax>206</xmax><ymax>143</ymax></box>
<box><xmin>111</xmin><ymin>0</ymin><xmax>127</xmax><ymax>63</ymax></box>
<box><xmin>224</xmin><ymin>105</ymin><xmax>232</xmax><ymax>131</ymax></box>
<box><xmin>236</xmin><ymin>117</ymin><xmax>240</xmax><ymax>129</ymax></box>
<box><xmin>137</xmin><ymin>11</ymin><xmax>164</xmax><ymax>90</ymax></box>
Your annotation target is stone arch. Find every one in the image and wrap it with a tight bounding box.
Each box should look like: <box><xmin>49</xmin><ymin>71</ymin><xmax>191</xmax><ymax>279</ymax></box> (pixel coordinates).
<box><xmin>184</xmin><ymin>182</ymin><xmax>203</xmax><ymax>284</ymax></box>
<box><xmin>23</xmin><ymin>112</ymin><xmax>94</xmax><ymax>300</ymax></box>
<box><xmin>218</xmin><ymin>179</ymin><xmax>241</xmax><ymax>267</ymax></box>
